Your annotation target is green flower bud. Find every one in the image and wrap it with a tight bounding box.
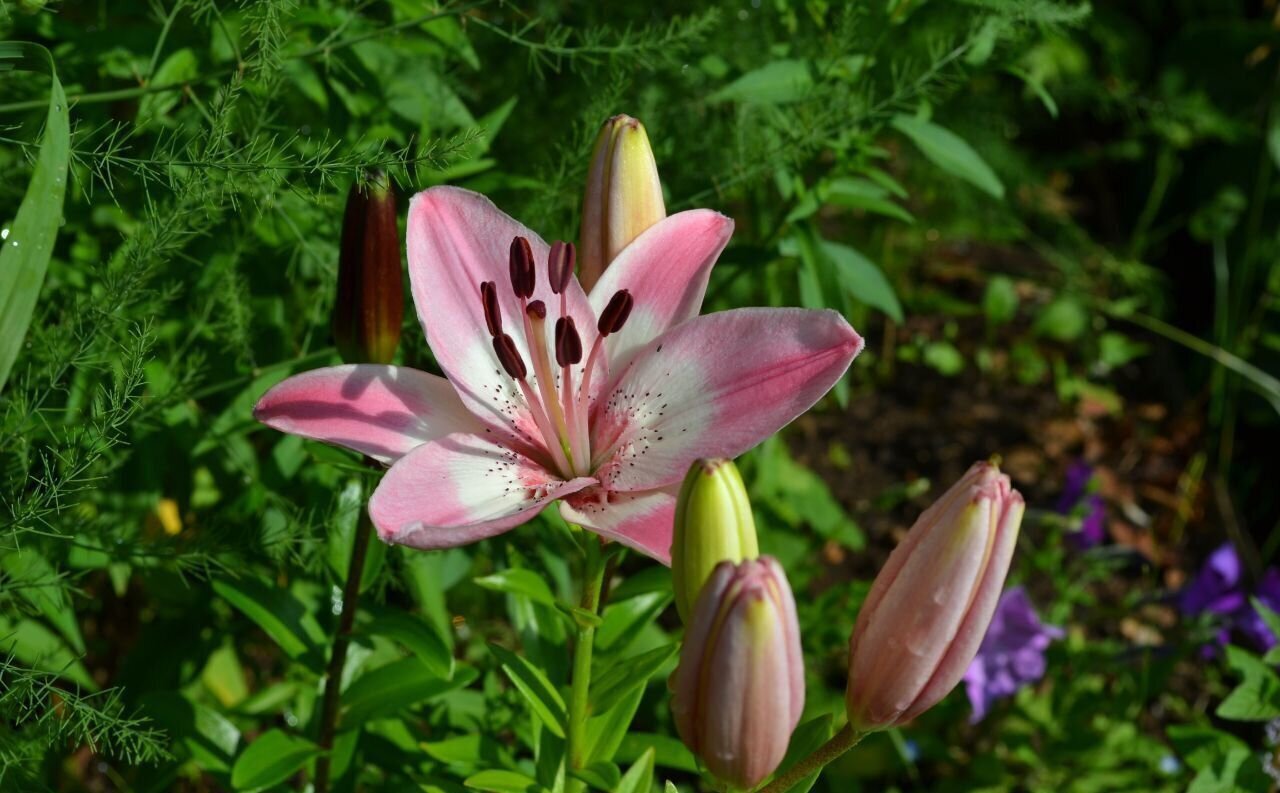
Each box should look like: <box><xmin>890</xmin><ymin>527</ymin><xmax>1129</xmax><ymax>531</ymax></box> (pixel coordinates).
<box><xmin>333</xmin><ymin>169</ymin><xmax>403</xmax><ymax>364</ymax></box>
<box><xmin>671</xmin><ymin>458</ymin><xmax>759</xmax><ymax>622</ymax></box>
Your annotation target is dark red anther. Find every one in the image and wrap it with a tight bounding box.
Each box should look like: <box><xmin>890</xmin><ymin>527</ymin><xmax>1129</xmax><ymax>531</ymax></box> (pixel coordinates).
<box><xmin>493</xmin><ymin>333</ymin><xmax>527</xmax><ymax>379</ymax></box>
<box><xmin>481</xmin><ymin>281</ymin><xmax>502</xmax><ymax>336</ymax></box>
<box><xmin>509</xmin><ymin>237</ymin><xmax>536</xmax><ymax>299</ymax></box>
<box><xmin>526</xmin><ymin>300</ymin><xmax>547</xmax><ymax>320</ymax></box>
<box><xmin>548</xmin><ymin>241</ymin><xmax>575</xmax><ymax>295</ymax></box>
<box><xmin>555</xmin><ymin>317</ymin><xmax>583</xmax><ymax>366</ymax></box>
<box><xmin>597</xmin><ymin>289</ymin><xmax>634</xmax><ymax>336</ymax></box>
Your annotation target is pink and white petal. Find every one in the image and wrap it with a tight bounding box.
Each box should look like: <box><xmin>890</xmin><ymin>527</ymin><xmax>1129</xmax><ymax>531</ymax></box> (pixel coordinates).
<box><xmin>587</xmin><ymin>210</ymin><xmax>734</xmax><ymax>375</ymax></box>
<box><xmin>559</xmin><ymin>486</ymin><xmax>677</xmax><ymax>564</ymax></box>
<box><xmin>406</xmin><ymin>186</ymin><xmax>601</xmax><ymax>440</ymax></box>
<box><xmin>253</xmin><ymin>364</ymin><xmax>481</xmax><ymax>464</ymax></box>
<box><xmin>369</xmin><ymin>430</ymin><xmax>596</xmax><ymax>550</ymax></box>
<box><xmin>590</xmin><ymin>308</ymin><xmax>863</xmax><ymax>493</ymax></box>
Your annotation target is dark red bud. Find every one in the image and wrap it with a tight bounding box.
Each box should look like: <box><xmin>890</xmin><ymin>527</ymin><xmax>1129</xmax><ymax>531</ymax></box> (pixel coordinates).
<box><xmin>548</xmin><ymin>241</ymin><xmax>575</xmax><ymax>294</ymax></box>
<box><xmin>597</xmin><ymin>289</ymin><xmax>634</xmax><ymax>336</ymax></box>
<box><xmin>555</xmin><ymin>317</ymin><xmax>583</xmax><ymax>366</ymax></box>
<box><xmin>509</xmin><ymin>236</ymin><xmax>536</xmax><ymax>299</ymax></box>
<box><xmin>493</xmin><ymin>333</ymin><xmax>527</xmax><ymax>379</ymax></box>
<box><xmin>527</xmin><ymin>300</ymin><xmax>547</xmax><ymax>320</ymax></box>
<box><xmin>334</xmin><ymin>169</ymin><xmax>403</xmax><ymax>364</ymax></box>
<box><xmin>481</xmin><ymin>281</ymin><xmax>502</xmax><ymax>336</ymax></box>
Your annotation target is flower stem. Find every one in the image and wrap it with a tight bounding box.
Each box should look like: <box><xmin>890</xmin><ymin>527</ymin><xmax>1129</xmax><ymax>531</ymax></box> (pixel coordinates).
<box><xmin>313</xmin><ymin>481</ymin><xmax>377</xmax><ymax>793</ymax></box>
<box><xmin>755</xmin><ymin>724</ymin><xmax>866</xmax><ymax>793</ymax></box>
<box><xmin>566</xmin><ymin>535</ymin><xmax>607</xmax><ymax>787</ymax></box>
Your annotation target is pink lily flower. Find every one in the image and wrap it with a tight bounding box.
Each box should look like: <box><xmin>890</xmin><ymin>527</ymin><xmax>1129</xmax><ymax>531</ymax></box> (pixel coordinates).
<box><xmin>254</xmin><ymin>187</ymin><xmax>863</xmax><ymax>563</ymax></box>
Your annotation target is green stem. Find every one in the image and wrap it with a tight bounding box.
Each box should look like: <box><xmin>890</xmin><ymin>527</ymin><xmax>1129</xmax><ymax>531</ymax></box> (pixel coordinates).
<box><xmin>755</xmin><ymin>724</ymin><xmax>866</xmax><ymax>793</ymax></box>
<box><xmin>566</xmin><ymin>536</ymin><xmax>607</xmax><ymax>786</ymax></box>
<box><xmin>313</xmin><ymin>473</ymin><xmax>377</xmax><ymax>793</ymax></box>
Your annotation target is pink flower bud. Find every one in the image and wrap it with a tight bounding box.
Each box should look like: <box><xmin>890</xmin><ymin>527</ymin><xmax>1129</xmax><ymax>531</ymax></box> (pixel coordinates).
<box><xmin>671</xmin><ymin>557</ymin><xmax>804</xmax><ymax>788</ymax></box>
<box><xmin>846</xmin><ymin>461</ymin><xmax>1024</xmax><ymax>731</ymax></box>
<box><xmin>579</xmin><ymin>114</ymin><xmax>666</xmax><ymax>293</ymax></box>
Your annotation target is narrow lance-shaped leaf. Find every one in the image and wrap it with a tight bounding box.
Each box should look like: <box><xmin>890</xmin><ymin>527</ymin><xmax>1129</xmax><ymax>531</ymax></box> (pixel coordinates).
<box><xmin>0</xmin><ymin>42</ymin><xmax>70</xmax><ymax>392</ymax></box>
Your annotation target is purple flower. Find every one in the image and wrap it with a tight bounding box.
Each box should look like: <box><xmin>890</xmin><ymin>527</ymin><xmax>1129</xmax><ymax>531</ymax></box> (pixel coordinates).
<box><xmin>963</xmin><ymin>587</ymin><xmax>1063</xmax><ymax>722</ymax></box>
<box><xmin>1057</xmin><ymin>461</ymin><xmax>1106</xmax><ymax>549</ymax></box>
<box><xmin>1057</xmin><ymin>461</ymin><xmax>1094</xmax><ymax>513</ymax></box>
<box><xmin>1179</xmin><ymin>543</ymin><xmax>1280</xmax><ymax>653</ymax></box>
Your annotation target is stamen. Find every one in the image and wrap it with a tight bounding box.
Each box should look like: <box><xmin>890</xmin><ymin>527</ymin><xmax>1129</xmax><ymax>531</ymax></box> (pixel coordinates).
<box><xmin>492</xmin><ymin>333</ymin><xmax>527</xmax><ymax>379</ymax></box>
<box><xmin>526</xmin><ymin>300</ymin><xmax>547</xmax><ymax>320</ymax></box>
<box><xmin>555</xmin><ymin>317</ymin><xmax>583</xmax><ymax>367</ymax></box>
<box><xmin>509</xmin><ymin>237</ymin><xmax>536</xmax><ymax>299</ymax></box>
<box><xmin>548</xmin><ymin>241</ymin><xmax>575</xmax><ymax>295</ymax></box>
<box><xmin>481</xmin><ymin>281</ymin><xmax>502</xmax><ymax>336</ymax></box>
<box><xmin>597</xmin><ymin>289</ymin><xmax>634</xmax><ymax>336</ymax></box>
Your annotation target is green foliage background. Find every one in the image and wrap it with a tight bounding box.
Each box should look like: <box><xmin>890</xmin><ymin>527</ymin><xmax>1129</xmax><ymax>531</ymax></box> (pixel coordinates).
<box><xmin>2</xmin><ymin>0</ymin><xmax>1280</xmax><ymax>790</ymax></box>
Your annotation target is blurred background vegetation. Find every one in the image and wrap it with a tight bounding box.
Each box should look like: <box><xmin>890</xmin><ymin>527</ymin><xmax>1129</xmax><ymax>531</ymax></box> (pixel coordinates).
<box><xmin>3</xmin><ymin>0</ymin><xmax>1280</xmax><ymax>790</ymax></box>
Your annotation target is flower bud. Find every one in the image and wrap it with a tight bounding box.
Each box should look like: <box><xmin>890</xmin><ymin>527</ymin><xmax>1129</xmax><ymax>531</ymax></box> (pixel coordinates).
<box><xmin>333</xmin><ymin>170</ymin><xmax>403</xmax><ymax>364</ymax></box>
<box><xmin>845</xmin><ymin>461</ymin><xmax>1024</xmax><ymax>731</ymax></box>
<box><xmin>579</xmin><ymin>114</ymin><xmax>666</xmax><ymax>293</ymax></box>
<box><xmin>671</xmin><ymin>557</ymin><xmax>804</xmax><ymax>788</ymax></box>
<box><xmin>671</xmin><ymin>458</ymin><xmax>759</xmax><ymax>622</ymax></box>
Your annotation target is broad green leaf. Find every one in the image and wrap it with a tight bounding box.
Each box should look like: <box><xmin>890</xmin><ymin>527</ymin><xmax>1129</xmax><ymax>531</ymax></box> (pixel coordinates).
<box><xmin>891</xmin><ymin>114</ymin><xmax>1004</xmax><ymax>199</ymax></box>
<box><xmin>342</xmin><ymin>658</ymin><xmax>476</xmax><ymax>726</ymax></box>
<box><xmin>421</xmin><ymin>733</ymin><xmax>509</xmax><ymax>764</ymax></box>
<box><xmin>1167</xmin><ymin>724</ymin><xmax>1252</xmax><ymax>772</ymax></box>
<box><xmin>589</xmin><ymin>643</ymin><xmax>677</xmax><ymax>714</ymax></box>
<box><xmin>0</xmin><ymin>616</ymin><xmax>95</xmax><ymax>689</ymax></box>
<box><xmin>820</xmin><ymin>239</ymin><xmax>904</xmax><ymax>322</ymax></box>
<box><xmin>616</xmin><ymin>747</ymin><xmax>655</xmax><ymax>793</ymax></box>
<box><xmin>364</xmin><ymin>611</ymin><xmax>454</xmax><ymax>679</ymax></box>
<box><xmin>710</xmin><ymin>59</ymin><xmax>813</xmax><ymax>104</ymax></box>
<box><xmin>586</xmin><ymin>680</ymin><xmax>646</xmax><ymax>764</ymax></box>
<box><xmin>141</xmin><ymin>691</ymin><xmax>241</xmax><ymax>773</ymax></box>
<box><xmin>488</xmin><ymin>642</ymin><xmax>568</xmax><ymax>737</ymax></box>
<box><xmin>230</xmin><ymin>729</ymin><xmax>321</xmax><ymax>791</ymax></box>
<box><xmin>1</xmin><ymin>548</ymin><xmax>84</xmax><ymax>654</ymax></box>
<box><xmin>570</xmin><ymin>762</ymin><xmax>621</xmax><ymax>792</ymax></box>
<box><xmin>475</xmin><ymin>568</ymin><xmax>558</xmax><ymax>608</ymax></box>
<box><xmin>0</xmin><ymin>42</ymin><xmax>70</xmax><ymax>392</ymax></box>
<box><xmin>464</xmin><ymin>770</ymin><xmax>542</xmax><ymax>793</ymax></box>
<box><xmin>1217</xmin><ymin>645</ymin><xmax>1280</xmax><ymax>721</ymax></box>
<box><xmin>200</xmin><ymin>641</ymin><xmax>249</xmax><ymax>707</ymax></box>
<box><xmin>211</xmin><ymin>577</ymin><xmax>323</xmax><ymax>665</ymax></box>
<box><xmin>139</xmin><ymin>48</ymin><xmax>198</xmax><ymax>119</ymax></box>
<box><xmin>615</xmin><ymin>732</ymin><xmax>698</xmax><ymax>772</ymax></box>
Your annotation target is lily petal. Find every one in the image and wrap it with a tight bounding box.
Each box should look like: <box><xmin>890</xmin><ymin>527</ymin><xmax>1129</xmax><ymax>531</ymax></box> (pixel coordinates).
<box><xmin>253</xmin><ymin>365</ymin><xmax>481</xmax><ymax>463</ymax></box>
<box><xmin>591</xmin><ymin>308</ymin><xmax>862</xmax><ymax>493</ymax></box>
<box><xmin>370</xmin><ymin>430</ymin><xmax>597</xmax><ymax>549</ymax></box>
<box><xmin>559</xmin><ymin>487</ymin><xmax>677</xmax><ymax>564</ymax></box>
<box><xmin>406</xmin><ymin>187</ymin><xmax>602</xmax><ymax>446</ymax></box>
<box><xmin>588</xmin><ymin>209</ymin><xmax>733</xmax><ymax>375</ymax></box>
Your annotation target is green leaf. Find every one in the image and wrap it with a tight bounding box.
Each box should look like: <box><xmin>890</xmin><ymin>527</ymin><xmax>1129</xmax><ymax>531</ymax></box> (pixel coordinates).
<box><xmin>139</xmin><ymin>48</ymin><xmax>198</xmax><ymax>119</ymax></box>
<box><xmin>586</xmin><ymin>681</ymin><xmax>646</xmax><ymax>764</ymax></box>
<box><xmin>710</xmin><ymin>59</ymin><xmax>813</xmax><ymax>105</ymax></box>
<box><xmin>923</xmin><ymin>341</ymin><xmax>965</xmax><ymax>376</ymax></box>
<box><xmin>590</xmin><ymin>643</ymin><xmax>678</xmax><ymax>715</ymax></box>
<box><xmin>141</xmin><ymin>691</ymin><xmax>241</xmax><ymax>774</ymax></box>
<box><xmin>464</xmin><ymin>770</ymin><xmax>543</xmax><ymax>793</ymax></box>
<box><xmin>1</xmin><ymin>548</ymin><xmax>84</xmax><ymax>654</ymax></box>
<box><xmin>615</xmin><ymin>732</ymin><xmax>698</xmax><ymax>772</ymax></box>
<box><xmin>488</xmin><ymin>642</ymin><xmax>568</xmax><ymax>737</ymax></box>
<box><xmin>1217</xmin><ymin>645</ymin><xmax>1280</xmax><ymax>721</ymax></box>
<box><xmin>596</xmin><ymin>592</ymin><xmax>670</xmax><ymax>655</ymax></box>
<box><xmin>570</xmin><ymin>762</ymin><xmax>621</xmax><ymax>792</ymax></box>
<box><xmin>475</xmin><ymin>568</ymin><xmax>558</xmax><ymax>608</ymax></box>
<box><xmin>0</xmin><ymin>42</ymin><xmax>70</xmax><ymax>392</ymax></box>
<box><xmin>211</xmin><ymin>577</ymin><xmax>323</xmax><ymax>665</ymax></box>
<box><xmin>0</xmin><ymin>616</ymin><xmax>95</xmax><ymax>689</ymax></box>
<box><xmin>983</xmin><ymin>276</ymin><xmax>1019</xmax><ymax>328</ymax></box>
<box><xmin>820</xmin><ymin>239</ymin><xmax>904</xmax><ymax>322</ymax></box>
<box><xmin>890</xmin><ymin>114</ymin><xmax>1004</xmax><ymax>199</ymax></box>
<box><xmin>364</xmin><ymin>611</ymin><xmax>455</xmax><ymax>679</ymax></box>
<box><xmin>1033</xmin><ymin>297</ymin><xmax>1089</xmax><ymax>342</ymax></box>
<box><xmin>230</xmin><ymin>729</ymin><xmax>321</xmax><ymax>791</ymax></box>
<box><xmin>616</xmin><ymin>747</ymin><xmax>656</xmax><ymax>793</ymax></box>
<box><xmin>421</xmin><ymin>733</ymin><xmax>509</xmax><ymax>764</ymax></box>
<box><xmin>1168</xmin><ymin>724</ymin><xmax>1252</xmax><ymax>772</ymax></box>
<box><xmin>342</xmin><ymin>658</ymin><xmax>476</xmax><ymax>726</ymax></box>
<box><xmin>825</xmin><ymin>177</ymin><xmax>916</xmax><ymax>224</ymax></box>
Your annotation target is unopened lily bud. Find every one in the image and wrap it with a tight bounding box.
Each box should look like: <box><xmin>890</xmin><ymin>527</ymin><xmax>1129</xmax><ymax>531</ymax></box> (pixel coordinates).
<box><xmin>333</xmin><ymin>170</ymin><xmax>403</xmax><ymax>364</ymax></box>
<box><xmin>671</xmin><ymin>557</ymin><xmax>804</xmax><ymax>789</ymax></box>
<box><xmin>671</xmin><ymin>458</ymin><xmax>759</xmax><ymax>622</ymax></box>
<box><xmin>579</xmin><ymin>114</ymin><xmax>666</xmax><ymax>292</ymax></box>
<box><xmin>846</xmin><ymin>461</ymin><xmax>1024</xmax><ymax>731</ymax></box>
